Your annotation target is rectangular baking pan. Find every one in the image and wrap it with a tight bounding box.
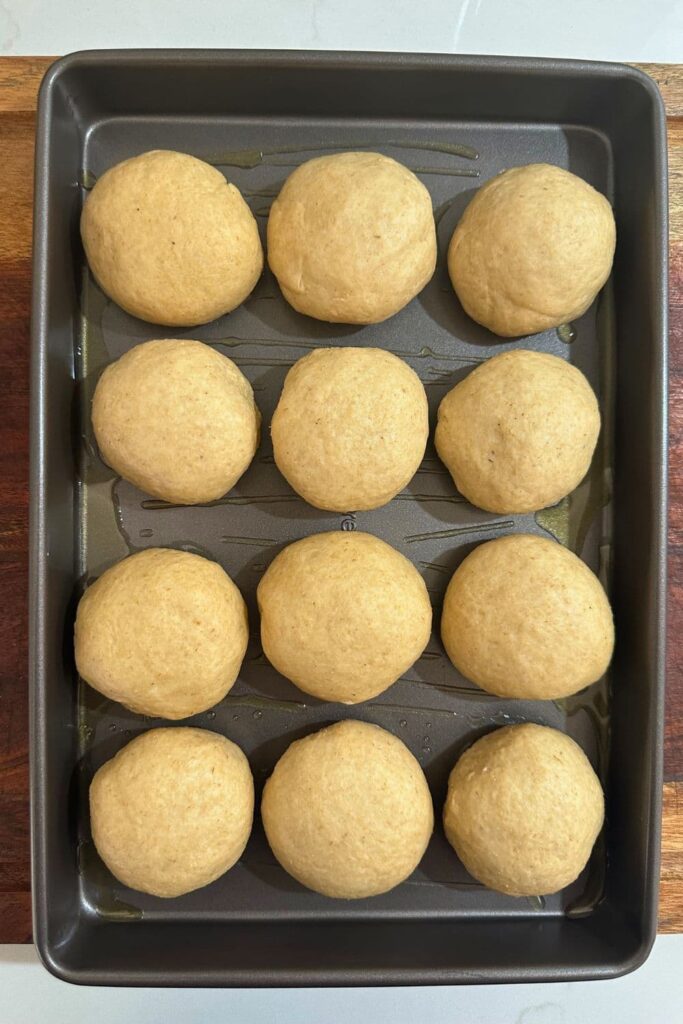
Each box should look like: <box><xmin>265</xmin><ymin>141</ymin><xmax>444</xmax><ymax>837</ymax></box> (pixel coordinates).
<box><xmin>30</xmin><ymin>50</ymin><xmax>668</xmax><ymax>986</ymax></box>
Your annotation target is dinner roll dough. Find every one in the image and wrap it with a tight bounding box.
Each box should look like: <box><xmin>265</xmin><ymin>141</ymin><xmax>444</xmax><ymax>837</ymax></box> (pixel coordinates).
<box><xmin>257</xmin><ymin>532</ymin><xmax>432</xmax><ymax>703</ymax></box>
<box><xmin>93</xmin><ymin>339</ymin><xmax>260</xmax><ymax>505</ymax></box>
<box><xmin>435</xmin><ymin>349</ymin><xmax>600</xmax><ymax>514</ymax></box>
<box><xmin>448</xmin><ymin>163</ymin><xmax>616</xmax><ymax>337</ymax></box>
<box><xmin>75</xmin><ymin>548</ymin><xmax>249</xmax><ymax>719</ymax></box>
<box><xmin>267</xmin><ymin>152</ymin><xmax>437</xmax><ymax>323</ymax></box>
<box><xmin>272</xmin><ymin>347</ymin><xmax>428</xmax><ymax>511</ymax></box>
<box><xmin>443</xmin><ymin>723</ymin><xmax>604</xmax><ymax>896</ymax></box>
<box><xmin>90</xmin><ymin>727</ymin><xmax>254</xmax><ymax>897</ymax></box>
<box><xmin>81</xmin><ymin>150</ymin><xmax>263</xmax><ymax>325</ymax></box>
<box><xmin>262</xmin><ymin>720</ymin><xmax>433</xmax><ymax>898</ymax></box>
<box><xmin>441</xmin><ymin>534</ymin><xmax>614</xmax><ymax>700</ymax></box>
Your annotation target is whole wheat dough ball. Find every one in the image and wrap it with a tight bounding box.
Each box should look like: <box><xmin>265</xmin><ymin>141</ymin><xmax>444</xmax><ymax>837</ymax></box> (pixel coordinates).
<box><xmin>257</xmin><ymin>532</ymin><xmax>432</xmax><ymax>703</ymax></box>
<box><xmin>443</xmin><ymin>723</ymin><xmax>604</xmax><ymax>896</ymax></box>
<box><xmin>75</xmin><ymin>548</ymin><xmax>249</xmax><ymax>719</ymax></box>
<box><xmin>90</xmin><ymin>727</ymin><xmax>254</xmax><ymax>898</ymax></box>
<box><xmin>267</xmin><ymin>152</ymin><xmax>437</xmax><ymax>323</ymax></box>
<box><xmin>272</xmin><ymin>347</ymin><xmax>428</xmax><ymax>511</ymax></box>
<box><xmin>93</xmin><ymin>339</ymin><xmax>260</xmax><ymax>505</ymax></box>
<box><xmin>448</xmin><ymin>163</ymin><xmax>616</xmax><ymax>337</ymax></box>
<box><xmin>440</xmin><ymin>534</ymin><xmax>614</xmax><ymax>700</ymax></box>
<box><xmin>435</xmin><ymin>349</ymin><xmax>600</xmax><ymax>514</ymax></box>
<box><xmin>81</xmin><ymin>149</ymin><xmax>263</xmax><ymax>325</ymax></box>
<box><xmin>262</xmin><ymin>720</ymin><xmax>434</xmax><ymax>898</ymax></box>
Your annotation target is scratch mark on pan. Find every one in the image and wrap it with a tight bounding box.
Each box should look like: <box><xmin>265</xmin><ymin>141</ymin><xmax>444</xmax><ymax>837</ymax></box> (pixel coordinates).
<box><xmin>208</xmin><ymin>336</ymin><xmax>317</xmax><ymax>352</ymax></box>
<box><xmin>408</xmin><ymin>678</ymin><xmax>494</xmax><ymax>699</ymax></box>
<box><xmin>222</xmin><ymin>694</ymin><xmax>308</xmax><ymax>713</ymax></box>
<box><xmin>366</xmin><ymin>700</ymin><xmax>459</xmax><ymax>718</ymax></box>
<box><xmin>394</xmin><ymin>493</ymin><xmax>466</xmax><ymax>505</ymax></box>
<box><xmin>404</xmin><ymin>877</ymin><xmax>485</xmax><ymax>891</ymax></box>
<box><xmin>410</xmin><ymin>166</ymin><xmax>480</xmax><ymax>178</ymax></box>
<box><xmin>141</xmin><ymin>495</ymin><xmax>302</xmax><ymax>511</ymax></box>
<box><xmin>210</xmin><ymin>140</ymin><xmax>478</xmax><ymax>169</ymax></box>
<box><xmin>404</xmin><ymin>520</ymin><xmax>515</xmax><ymax>544</ymax></box>
<box><xmin>208</xmin><ymin>336</ymin><xmax>478</xmax><ymax>365</ymax></box>
<box><xmin>419</xmin><ymin>561</ymin><xmax>452</xmax><ymax>575</ymax></box>
<box><xmin>220</xmin><ymin>535</ymin><xmax>278</xmax><ymax>547</ymax></box>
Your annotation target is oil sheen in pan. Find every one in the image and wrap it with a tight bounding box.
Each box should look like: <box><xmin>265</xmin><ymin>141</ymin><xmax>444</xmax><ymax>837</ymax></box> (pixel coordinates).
<box><xmin>75</xmin><ymin>132</ymin><xmax>613</xmax><ymax>919</ymax></box>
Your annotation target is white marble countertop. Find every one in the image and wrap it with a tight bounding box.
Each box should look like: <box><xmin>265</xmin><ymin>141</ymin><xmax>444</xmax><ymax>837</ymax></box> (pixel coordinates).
<box><xmin>1</xmin><ymin>937</ymin><xmax>681</xmax><ymax>1022</ymax></box>
<box><xmin>1</xmin><ymin>0</ymin><xmax>682</xmax><ymax>61</ymax></box>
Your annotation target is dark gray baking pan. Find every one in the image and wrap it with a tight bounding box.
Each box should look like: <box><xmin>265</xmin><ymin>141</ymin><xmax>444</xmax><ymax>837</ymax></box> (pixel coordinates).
<box><xmin>29</xmin><ymin>50</ymin><xmax>668</xmax><ymax>987</ymax></box>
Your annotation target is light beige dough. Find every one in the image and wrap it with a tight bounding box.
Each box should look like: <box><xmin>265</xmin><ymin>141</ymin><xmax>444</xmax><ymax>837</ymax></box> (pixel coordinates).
<box><xmin>75</xmin><ymin>548</ymin><xmax>249</xmax><ymax>719</ymax></box>
<box><xmin>267</xmin><ymin>151</ymin><xmax>436</xmax><ymax>323</ymax></box>
<box><xmin>81</xmin><ymin>149</ymin><xmax>263</xmax><ymax>326</ymax></box>
<box><xmin>272</xmin><ymin>347</ymin><xmax>428</xmax><ymax>511</ymax></box>
<box><xmin>448</xmin><ymin>163</ymin><xmax>616</xmax><ymax>337</ymax></box>
<box><xmin>90</xmin><ymin>727</ymin><xmax>254</xmax><ymax>898</ymax></box>
<box><xmin>435</xmin><ymin>349</ymin><xmax>600</xmax><ymax>514</ymax></box>
<box><xmin>93</xmin><ymin>339</ymin><xmax>260</xmax><ymax>505</ymax></box>
<box><xmin>443</xmin><ymin>723</ymin><xmax>604</xmax><ymax>896</ymax></box>
<box><xmin>262</xmin><ymin>720</ymin><xmax>434</xmax><ymax>898</ymax></box>
<box><xmin>257</xmin><ymin>531</ymin><xmax>432</xmax><ymax>703</ymax></box>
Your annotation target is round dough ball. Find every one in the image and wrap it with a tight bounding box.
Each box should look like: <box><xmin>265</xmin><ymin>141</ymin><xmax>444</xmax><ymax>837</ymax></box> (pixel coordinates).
<box><xmin>267</xmin><ymin>152</ymin><xmax>437</xmax><ymax>323</ymax></box>
<box><xmin>257</xmin><ymin>532</ymin><xmax>432</xmax><ymax>703</ymax></box>
<box><xmin>435</xmin><ymin>349</ymin><xmax>600</xmax><ymax>514</ymax></box>
<box><xmin>443</xmin><ymin>723</ymin><xmax>604</xmax><ymax>896</ymax></box>
<box><xmin>448</xmin><ymin>163</ymin><xmax>616</xmax><ymax>337</ymax></box>
<box><xmin>81</xmin><ymin>149</ymin><xmax>263</xmax><ymax>326</ymax></box>
<box><xmin>441</xmin><ymin>534</ymin><xmax>614</xmax><ymax>700</ymax></box>
<box><xmin>262</xmin><ymin>720</ymin><xmax>433</xmax><ymax>898</ymax></box>
<box><xmin>272</xmin><ymin>347</ymin><xmax>428</xmax><ymax>511</ymax></box>
<box><xmin>90</xmin><ymin>727</ymin><xmax>254</xmax><ymax>897</ymax></box>
<box><xmin>75</xmin><ymin>548</ymin><xmax>249</xmax><ymax>719</ymax></box>
<box><xmin>93</xmin><ymin>339</ymin><xmax>260</xmax><ymax>505</ymax></box>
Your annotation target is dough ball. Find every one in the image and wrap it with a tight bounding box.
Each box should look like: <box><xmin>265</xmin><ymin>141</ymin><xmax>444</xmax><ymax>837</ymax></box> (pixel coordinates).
<box><xmin>435</xmin><ymin>349</ymin><xmax>600</xmax><ymax>514</ymax></box>
<box><xmin>81</xmin><ymin>149</ymin><xmax>263</xmax><ymax>325</ymax></box>
<box><xmin>262</xmin><ymin>720</ymin><xmax>433</xmax><ymax>898</ymax></box>
<box><xmin>272</xmin><ymin>347</ymin><xmax>428</xmax><ymax>511</ymax></box>
<box><xmin>443</xmin><ymin>723</ymin><xmax>604</xmax><ymax>895</ymax></box>
<box><xmin>75</xmin><ymin>548</ymin><xmax>249</xmax><ymax>719</ymax></box>
<box><xmin>267</xmin><ymin>152</ymin><xmax>436</xmax><ymax>323</ymax></box>
<box><xmin>90</xmin><ymin>727</ymin><xmax>254</xmax><ymax>897</ymax></box>
<box><xmin>448</xmin><ymin>163</ymin><xmax>616</xmax><ymax>337</ymax></box>
<box><xmin>93</xmin><ymin>339</ymin><xmax>260</xmax><ymax>505</ymax></box>
<box><xmin>441</xmin><ymin>534</ymin><xmax>614</xmax><ymax>700</ymax></box>
<box><xmin>257</xmin><ymin>531</ymin><xmax>432</xmax><ymax>703</ymax></box>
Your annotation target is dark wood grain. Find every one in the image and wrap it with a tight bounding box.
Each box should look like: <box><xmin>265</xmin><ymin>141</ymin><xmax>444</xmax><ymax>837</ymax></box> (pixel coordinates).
<box><xmin>0</xmin><ymin>65</ymin><xmax>33</xmax><ymax>943</ymax></box>
<box><xmin>0</xmin><ymin>58</ymin><xmax>680</xmax><ymax>942</ymax></box>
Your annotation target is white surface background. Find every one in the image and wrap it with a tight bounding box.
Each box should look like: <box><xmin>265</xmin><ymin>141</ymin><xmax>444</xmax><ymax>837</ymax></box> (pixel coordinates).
<box><xmin>1</xmin><ymin>0</ymin><xmax>682</xmax><ymax>61</ymax></box>
<box><xmin>4</xmin><ymin>0</ymin><xmax>682</xmax><ymax>1020</ymax></box>
<box><xmin>1</xmin><ymin>937</ymin><xmax>681</xmax><ymax>1023</ymax></box>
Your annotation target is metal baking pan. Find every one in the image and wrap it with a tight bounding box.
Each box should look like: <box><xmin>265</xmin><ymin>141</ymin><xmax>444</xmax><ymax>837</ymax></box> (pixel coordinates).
<box><xmin>30</xmin><ymin>50</ymin><xmax>668</xmax><ymax>987</ymax></box>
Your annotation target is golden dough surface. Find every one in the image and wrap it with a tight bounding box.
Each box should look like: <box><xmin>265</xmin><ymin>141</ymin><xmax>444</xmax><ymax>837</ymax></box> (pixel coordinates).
<box><xmin>93</xmin><ymin>339</ymin><xmax>260</xmax><ymax>505</ymax></box>
<box><xmin>435</xmin><ymin>349</ymin><xmax>600</xmax><ymax>514</ymax></box>
<box><xmin>81</xmin><ymin>149</ymin><xmax>263</xmax><ymax>326</ymax></box>
<box><xmin>257</xmin><ymin>531</ymin><xmax>432</xmax><ymax>703</ymax></box>
<box><xmin>443</xmin><ymin>723</ymin><xmax>604</xmax><ymax>896</ymax></box>
<box><xmin>440</xmin><ymin>534</ymin><xmax>614</xmax><ymax>700</ymax></box>
<box><xmin>75</xmin><ymin>548</ymin><xmax>249</xmax><ymax>719</ymax></box>
<box><xmin>262</xmin><ymin>720</ymin><xmax>434</xmax><ymax>898</ymax></box>
<box><xmin>267</xmin><ymin>151</ymin><xmax>436</xmax><ymax>323</ymax></box>
<box><xmin>272</xmin><ymin>347</ymin><xmax>428</xmax><ymax>511</ymax></box>
<box><xmin>448</xmin><ymin>163</ymin><xmax>615</xmax><ymax>337</ymax></box>
<box><xmin>90</xmin><ymin>727</ymin><xmax>254</xmax><ymax>898</ymax></box>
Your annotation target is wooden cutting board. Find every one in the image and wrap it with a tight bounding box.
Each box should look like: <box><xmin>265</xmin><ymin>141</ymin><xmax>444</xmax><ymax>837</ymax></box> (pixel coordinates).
<box><xmin>0</xmin><ymin>58</ymin><xmax>680</xmax><ymax>942</ymax></box>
